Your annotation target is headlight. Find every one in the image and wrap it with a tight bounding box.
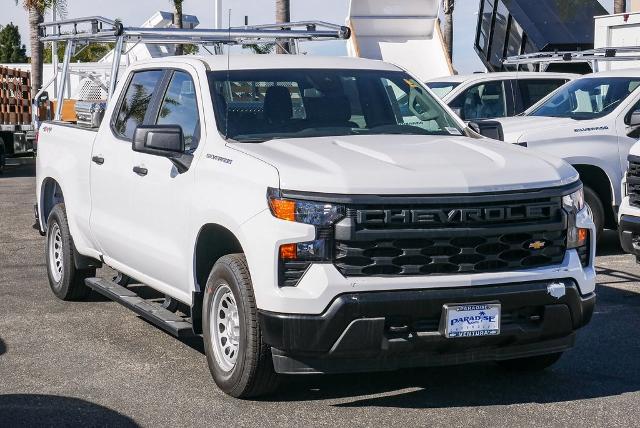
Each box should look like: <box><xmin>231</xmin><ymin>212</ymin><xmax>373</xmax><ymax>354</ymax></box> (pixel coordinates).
<box><xmin>562</xmin><ymin>187</ymin><xmax>588</xmax><ymax>251</ymax></box>
<box><xmin>268</xmin><ymin>192</ymin><xmax>345</xmax><ymax>226</ymax></box>
<box><xmin>268</xmin><ymin>190</ymin><xmax>345</xmax><ymax>287</ymax></box>
<box><xmin>562</xmin><ymin>188</ymin><xmax>585</xmax><ymax>213</ymax></box>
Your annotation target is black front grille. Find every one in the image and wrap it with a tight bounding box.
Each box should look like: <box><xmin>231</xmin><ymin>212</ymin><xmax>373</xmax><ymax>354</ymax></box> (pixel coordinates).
<box><xmin>335</xmin><ymin>229</ymin><xmax>566</xmax><ymax>276</ymax></box>
<box><xmin>628</xmin><ymin>155</ymin><xmax>640</xmax><ymax>208</ymax></box>
<box><xmin>332</xmin><ymin>189</ymin><xmax>569</xmax><ymax>277</ymax></box>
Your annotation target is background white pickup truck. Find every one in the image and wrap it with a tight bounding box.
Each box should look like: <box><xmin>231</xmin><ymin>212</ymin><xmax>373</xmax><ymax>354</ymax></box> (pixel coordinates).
<box><xmin>475</xmin><ymin>69</ymin><xmax>640</xmax><ymax>239</ymax></box>
<box><xmin>619</xmin><ymin>141</ymin><xmax>640</xmax><ymax>259</ymax></box>
<box><xmin>35</xmin><ymin>54</ymin><xmax>596</xmax><ymax>398</ymax></box>
<box><xmin>426</xmin><ymin>72</ymin><xmax>576</xmax><ymax>121</ymax></box>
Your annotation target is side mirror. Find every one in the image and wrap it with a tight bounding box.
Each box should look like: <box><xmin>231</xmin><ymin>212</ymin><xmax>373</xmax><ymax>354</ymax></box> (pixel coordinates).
<box><xmin>629</xmin><ymin>110</ymin><xmax>640</xmax><ymax>127</ymax></box>
<box><xmin>132</xmin><ymin>125</ymin><xmax>193</xmax><ymax>173</ymax></box>
<box><xmin>468</xmin><ymin>121</ymin><xmax>481</xmax><ymax>134</ymax></box>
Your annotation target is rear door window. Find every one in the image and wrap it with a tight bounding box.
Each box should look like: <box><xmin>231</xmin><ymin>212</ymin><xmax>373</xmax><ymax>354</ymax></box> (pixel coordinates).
<box><xmin>113</xmin><ymin>70</ymin><xmax>164</xmax><ymax>140</ymax></box>
<box><xmin>517</xmin><ymin>79</ymin><xmax>567</xmax><ymax>113</ymax></box>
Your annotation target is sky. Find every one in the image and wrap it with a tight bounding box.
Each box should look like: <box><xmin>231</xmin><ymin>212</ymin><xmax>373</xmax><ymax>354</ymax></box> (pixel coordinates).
<box><xmin>2</xmin><ymin>0</ymin><xmax>616</xmax><ymax>73</ymax></box>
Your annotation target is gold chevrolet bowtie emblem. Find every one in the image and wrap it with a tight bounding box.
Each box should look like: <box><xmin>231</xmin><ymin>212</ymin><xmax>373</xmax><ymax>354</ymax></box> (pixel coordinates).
<box><xmin>529</xmin><ymin>241</ymin><xmax>546</xmax><ymax>250</ymax></box>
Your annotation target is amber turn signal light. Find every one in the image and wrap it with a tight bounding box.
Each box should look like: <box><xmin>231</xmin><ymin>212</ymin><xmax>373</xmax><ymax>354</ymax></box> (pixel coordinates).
<box><xmin>577</xmin><ymin>228</ymin><xmax>588</xmax><ymax>245</ymax></box>
<box><xmin>269</xmin><ymin>198</ymin><xmax>296</xmax><ymax>222</ymax></box>
<box><xmin>279</xmin><ymin>243</ymin><xmax>297</xmax><ymax>260</ymax></box>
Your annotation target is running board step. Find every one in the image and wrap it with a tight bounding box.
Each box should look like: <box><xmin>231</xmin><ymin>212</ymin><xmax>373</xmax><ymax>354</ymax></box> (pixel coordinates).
<box><xmin>85</xmin><ymin>277</ymin><xmax>195</xmax><ymax>338</ymax></box>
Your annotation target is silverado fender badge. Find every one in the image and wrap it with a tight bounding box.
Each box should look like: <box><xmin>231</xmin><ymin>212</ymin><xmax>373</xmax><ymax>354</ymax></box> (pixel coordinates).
<box><xmin>206</xmin><ymin>154</ymin><xmax>233</xmax><ymax>164</ymax></box>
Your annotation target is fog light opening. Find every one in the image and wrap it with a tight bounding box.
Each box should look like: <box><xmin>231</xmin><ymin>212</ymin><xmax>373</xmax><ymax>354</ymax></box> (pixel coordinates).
<box><xmin>547</xmin><ymin>281</ymin><xmax>567</xmax><ymax>299</ymax></box>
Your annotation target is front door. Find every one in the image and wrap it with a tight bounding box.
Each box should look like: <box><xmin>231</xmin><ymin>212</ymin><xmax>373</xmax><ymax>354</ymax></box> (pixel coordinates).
<box><xmin>127</xmin><ymin>68</ymin><xmax>203</xmax><ymax>300</ymax></box>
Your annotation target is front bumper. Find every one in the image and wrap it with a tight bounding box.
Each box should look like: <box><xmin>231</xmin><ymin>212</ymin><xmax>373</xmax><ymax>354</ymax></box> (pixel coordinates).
<box><xmin>240</xmin><ymin>206</ymin><xmax>596</xmax><ymax>315</ymax></box>
<box><xmin>260</xmin><ymin>280</ymin><xmax>595</xmax><ymax>374</ymax></box>
<box><xmin>619</xmin><ymin>214</ymin><xmax>640</xmax><ymax>257</ymax></box>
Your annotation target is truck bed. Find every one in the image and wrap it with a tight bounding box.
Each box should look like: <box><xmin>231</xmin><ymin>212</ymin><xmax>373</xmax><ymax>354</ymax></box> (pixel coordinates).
<box><xmin>36</xmin><ymin>121</ymin><xmax>99</xmax><ymax>256</ymax></box>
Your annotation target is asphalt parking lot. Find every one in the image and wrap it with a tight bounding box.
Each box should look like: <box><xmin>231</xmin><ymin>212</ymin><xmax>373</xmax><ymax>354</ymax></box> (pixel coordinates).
<box><xmin>1</xmin><ymin>162</ymin><xmax>639</xmax><ymax>427</ymax></box>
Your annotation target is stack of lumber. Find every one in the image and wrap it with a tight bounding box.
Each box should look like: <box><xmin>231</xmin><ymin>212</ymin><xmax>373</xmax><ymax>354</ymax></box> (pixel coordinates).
<box><xmin>0</xmin><ymin>66</ymin><xmax>32</xmax><ymax>125</ymax></box>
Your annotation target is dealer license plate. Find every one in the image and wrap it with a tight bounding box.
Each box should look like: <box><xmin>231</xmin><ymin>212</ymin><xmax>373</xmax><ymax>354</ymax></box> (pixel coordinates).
<box><xmin>441</xmin><ymin>303</ymin><xmax>501</xmax><ymax>338</ymax></box>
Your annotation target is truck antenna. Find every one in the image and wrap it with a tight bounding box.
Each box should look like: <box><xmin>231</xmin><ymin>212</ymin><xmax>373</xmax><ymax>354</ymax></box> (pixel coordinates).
<box><xmin>225</xmin><ymin>9</ymin><xmax>231</xmax><ymax>139</ymax></box>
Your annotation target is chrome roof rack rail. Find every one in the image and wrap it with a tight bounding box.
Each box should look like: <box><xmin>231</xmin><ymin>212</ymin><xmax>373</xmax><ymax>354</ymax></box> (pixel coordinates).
<box><xmin>39</xmin><ymin>16</ymin><xmax>350</xmax><ymax>45</ymax></box>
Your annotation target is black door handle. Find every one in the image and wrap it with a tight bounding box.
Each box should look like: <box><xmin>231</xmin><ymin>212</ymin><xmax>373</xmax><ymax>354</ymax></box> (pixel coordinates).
<box><xmin>91</xmin><ymin>156</ymin><xmax>104</xmax><ymax>165</ymax></box>
<box><xmin>133</xmin><ymin>166</ymin><xmax>148</xmax><ymax>176</ymax></box>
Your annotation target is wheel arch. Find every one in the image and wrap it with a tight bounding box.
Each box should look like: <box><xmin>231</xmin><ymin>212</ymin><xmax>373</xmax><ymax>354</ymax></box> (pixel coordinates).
<box><xmin>40</xmin><ymin>177</ymin><xmax>65</xmax><ymax>231</ymax></box>
<box><xmin>191</xmin><ymin>223</ymin><xmax>245</xmax><ymax>334</ymax></box>
<box><xmin>572</xmin><ymin>163</ymin><xmax>616</xmax><ymax>228</ymax></box>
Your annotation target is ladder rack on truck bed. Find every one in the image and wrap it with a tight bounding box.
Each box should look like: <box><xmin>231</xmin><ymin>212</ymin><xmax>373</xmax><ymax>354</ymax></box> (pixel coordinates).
<box><xmin>37</xmin><ymin>16</ymin><xmax>351</xmax><ymax>122</ymax></box>
<box><xmin>503</xmin><ymin>46</ymin><xmax>640</xmax><ymax>72</ymax></box>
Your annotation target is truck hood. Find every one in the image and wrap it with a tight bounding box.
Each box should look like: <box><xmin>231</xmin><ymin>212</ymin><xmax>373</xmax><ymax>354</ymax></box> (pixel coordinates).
<box><xmin>230</xmin><ymin>135</ymin><xmax>578</xmax><ymax>195</ymax></box>
<box><xmin>493</xmin><ymin>116</ymin><xmax>594</xmax><ymax>143</ymax></box>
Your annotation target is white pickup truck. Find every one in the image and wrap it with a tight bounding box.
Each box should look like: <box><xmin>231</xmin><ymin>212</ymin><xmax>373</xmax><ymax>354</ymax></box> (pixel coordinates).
<box><xmin>35</xmin><ymin>54</ymin><xmax>596</xmax><ymax>398</ymax></box>
<box><xmin>618</xmin><ymin>142</ymin><xmax>640</xmax><ymax>260</ymax></box>
<box><xmin>474</xmin><ymin>70</ymin><xmax>640</xmax><ymax>239</ymax></box>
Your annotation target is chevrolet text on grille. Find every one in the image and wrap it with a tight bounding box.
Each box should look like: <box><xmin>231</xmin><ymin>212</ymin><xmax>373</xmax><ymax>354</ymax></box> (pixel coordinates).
<box><xmin>356</xmin><ymin>203</ymin><xmax>558</xmax><ymax>226</ymax></box>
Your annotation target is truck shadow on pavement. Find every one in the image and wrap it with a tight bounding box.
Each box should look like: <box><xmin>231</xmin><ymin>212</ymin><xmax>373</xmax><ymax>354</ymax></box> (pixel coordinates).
<box><xmin>0</xmin><ymin>338</ymin><xmax>6</xmax><ymax>356</ymax></box>
<box><xmin>596</xmin><ymin>230</ymin><xmax>625</xmax><ymax>257</ymax></box>
<box><xmin>0</xmin><ymin>394</ymin><xmax>139</xmax><ymax>427</ymax></box>
<box><xmin>0</xmin><ymin>162</ymin><xmax>35</xmax><ymax>178</ymax></box>
<box><xmin>264</xmin><ymin>282</ymin><xmax>640</xmax><ymax>407</ymax></box>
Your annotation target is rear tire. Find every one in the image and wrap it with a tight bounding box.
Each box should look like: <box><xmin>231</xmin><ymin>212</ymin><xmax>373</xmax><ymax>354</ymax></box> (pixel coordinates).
<box><xmin>584</xmin><ymin>186</ymin><xmax>604</xmax><ymax>243</ymax></box>
<box><xmin>45</xmin><ymin>204</ymin><xmax>94</xmax><ymax>301</ymax></box>
<box><xmin>203</xmin><ymin>254</ymin><xmax>278</xmax><ymax>398</ymax></box>
<box><xmin>497</xmin><ymin>352</ymin><xmax>563</xmax><ymax>371</ymax></box>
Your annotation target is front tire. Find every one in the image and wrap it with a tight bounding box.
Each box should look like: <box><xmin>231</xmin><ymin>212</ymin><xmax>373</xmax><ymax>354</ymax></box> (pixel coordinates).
<box><xmin>584</xmin><ymin>186</ymin><xmax>604</xmax><ymax>242</ymax></box>
<box><xmin>497</xmin><ymin>352</ymin><xmax>563</xmax><ymax>371</ymax></box>
<box><xmin>45</xmin><ymin>204</ymin><xmax>94</xmax><ymax>301</ymax></box>
<box><xmin>203</xmin><ymin>254</ymin><xmax>278</xmax><ymax>398</ymax></box>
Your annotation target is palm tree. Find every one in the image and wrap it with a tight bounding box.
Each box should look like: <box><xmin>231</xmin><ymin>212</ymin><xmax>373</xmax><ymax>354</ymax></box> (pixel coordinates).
<box><xmin>15</xmin><ymin>0</ymin><xmax>66</xmax><ymax>98</ymax></box>
<box><xmin>442</xmin><ymin>0</ymin><xmax>454</xmax><ymax>62</ymax></box>
<box><xmin>275</xmin><ymin>0</ymin><xmax>290</xmax><ymax>54</ymax></box>
<box><xmin>171</xmin><ymin>0</ymin><xmax>184</xmax><ymax>55</ymax></box>
<box><xmin>614</xmin><ymin>0</ymin><xmax>626</xmax><ymax>14</ymax></box>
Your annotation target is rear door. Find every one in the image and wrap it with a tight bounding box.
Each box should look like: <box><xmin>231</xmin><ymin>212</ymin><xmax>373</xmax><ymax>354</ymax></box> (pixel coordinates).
<box><xmin>90</xmin><ymin>69</ymin><xmax>164</xmax><ymax>263</ymax></box>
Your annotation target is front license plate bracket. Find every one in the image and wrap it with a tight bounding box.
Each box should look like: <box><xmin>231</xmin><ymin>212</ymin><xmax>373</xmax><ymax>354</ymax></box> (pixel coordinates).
<box><xmin>439</xmin><ymin>302</ymin><xmax>501</xmax><ymax>338</ymax></box>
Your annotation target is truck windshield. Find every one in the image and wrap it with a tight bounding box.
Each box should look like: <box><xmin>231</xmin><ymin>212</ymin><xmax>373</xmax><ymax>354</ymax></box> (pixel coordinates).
<box><xmin>528</xmin><ymin>76</ymin><xmax>640</xmax><ymax>120</ymax></box>
<box><xmin>208</xmin><ymin>69</ymin><xmax>463</xmax><ymax>143</ymax></box>
<box><xmin>425</xmin><ymin>81</ymin><xmax>461</xmax><ymax>98</ymax></box>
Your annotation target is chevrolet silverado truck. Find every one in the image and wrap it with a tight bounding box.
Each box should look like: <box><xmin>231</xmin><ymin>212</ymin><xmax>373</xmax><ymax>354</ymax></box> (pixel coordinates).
<box><xmin>425</xmin><ymin>72</ymin><xmax>576</xmax><ymax>121</ymax></box>
<box><xmin>35</xmin><ymin>54</ymin><xmax>596</xmax><ymax>398</ymax></box>
<box><xmin>474</xmin><ymin>70</ymin><xmax>640</xmax><ymax>240</ymax></box>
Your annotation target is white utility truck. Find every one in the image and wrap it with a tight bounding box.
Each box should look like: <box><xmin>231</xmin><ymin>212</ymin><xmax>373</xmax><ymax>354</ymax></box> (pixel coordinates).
<box><xmin>473</xmin><ymin>68</ymin><xmax>640</xmax><ymax>239</ymax></box>
<box><xmin>35</xmin><ymin>17</ymin><xmax>596</xmax><ymax>398</ymax></box>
